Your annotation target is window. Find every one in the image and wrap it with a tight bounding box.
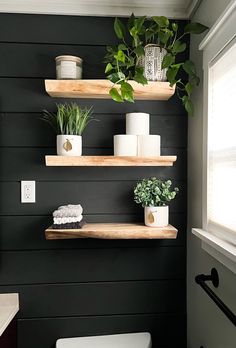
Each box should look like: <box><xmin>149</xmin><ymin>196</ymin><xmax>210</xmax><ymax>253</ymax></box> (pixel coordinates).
<box><xmin>192</xmin><ymin>1</ymin><xmax>236</xmax><ymax>273</ymax></box>
<box><xmin>207</xmin><ymin>40</ymin><xmax>236</xmax><ymax>245</ymax></box>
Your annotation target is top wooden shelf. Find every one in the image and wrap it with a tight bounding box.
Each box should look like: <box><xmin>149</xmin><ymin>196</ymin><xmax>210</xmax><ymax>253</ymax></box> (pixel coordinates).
<box><xmin>45</xmin><ymin>79</ymin><xmax>175</xmax><ymax>100</ymax></box>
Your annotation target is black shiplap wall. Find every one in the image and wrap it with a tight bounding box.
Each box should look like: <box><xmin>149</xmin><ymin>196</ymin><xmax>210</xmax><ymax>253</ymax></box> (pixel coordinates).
<box><xmin>0</xmin><ymin>13</ymin><xmax>187</xmax><ymax>348</ymax></box>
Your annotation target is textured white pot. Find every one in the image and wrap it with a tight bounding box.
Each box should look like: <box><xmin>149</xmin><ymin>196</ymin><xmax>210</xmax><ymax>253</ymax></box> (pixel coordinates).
<box><xmin>138</xmin><ymin>135</ymin><xmax>161</xmax><ymax>156</ymax></box>
<box><xmin>144</xmin><ymin>45</ymin><xmax>167</xmax><ymax>81</ymax></box>
<box><xmin>57</xmin><ymin>135</ymin><xmax>82</xmax><ymax>156</ymax></box>
<box><xmin>144</xmin><ymin>206</ymin><xmax>169</xmax><ymax>227</ymax></box>
<box><xmin>126</xmin><ymin>112</ymin><xmax>150</xmax><ymax>135</ymax></box>
<box><xmin>114</xmin><ymin>135</ymin><xmax>137</xmax><ymax>156</ymax></box>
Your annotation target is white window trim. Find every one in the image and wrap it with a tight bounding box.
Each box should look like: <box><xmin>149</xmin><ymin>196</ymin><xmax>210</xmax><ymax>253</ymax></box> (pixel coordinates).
<box><xmin>192</xmin><ymin>0</ymin><xmax>236</xmax><ymax>273</ymax></box>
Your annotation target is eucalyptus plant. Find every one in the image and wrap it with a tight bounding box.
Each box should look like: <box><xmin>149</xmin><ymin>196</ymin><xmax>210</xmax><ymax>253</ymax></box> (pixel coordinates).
<box><xmin>104</xmin><ymin>14</ymin><xmax>208</xmax><ymax>115</ymax></box>
<box><xmin>134</xmin><ymin>177</ymin><xmax>179</xmax><ymax>207</ymax></box>
<box><xmin>42</xmin><ymin>103</ymin><xmax>94</xmax><ymax>136</ymax></box>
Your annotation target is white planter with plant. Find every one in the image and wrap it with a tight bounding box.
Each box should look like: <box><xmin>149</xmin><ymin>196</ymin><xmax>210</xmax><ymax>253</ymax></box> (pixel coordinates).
<box><xmin>104</xmin><ymin>15</ymin><xmax>208</xmax><ymax>115</ymax></box>
<box><xmin>42</xmin><ymin>103</ymin><xmax>93</xmax><ymax>156</ymax></box>
<box><xmin>134</xmin><ymin>177</ymin><xmax>179</xmax><ymax>227</ymax></box>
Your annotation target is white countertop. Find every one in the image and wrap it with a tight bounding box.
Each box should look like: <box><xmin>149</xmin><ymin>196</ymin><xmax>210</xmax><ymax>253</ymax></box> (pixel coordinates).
<box><xmin>0</xmin><ymin>293</ymin><xmax>19</xmax><ymax>336</ymax></box>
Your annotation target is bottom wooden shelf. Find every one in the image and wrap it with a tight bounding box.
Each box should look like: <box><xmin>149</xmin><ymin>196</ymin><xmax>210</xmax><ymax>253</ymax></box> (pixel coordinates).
<box><xmin>45</xmin><ymin>223</ymin><xmax>178</xmax><ymax>240</ymax></box>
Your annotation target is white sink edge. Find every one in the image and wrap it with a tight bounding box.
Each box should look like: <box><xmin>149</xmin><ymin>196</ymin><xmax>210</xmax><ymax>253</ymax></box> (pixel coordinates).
<box><xmin>0</xmin><ymin>293</ymin><xmax>19</xmax><ymax>336</ymax></box>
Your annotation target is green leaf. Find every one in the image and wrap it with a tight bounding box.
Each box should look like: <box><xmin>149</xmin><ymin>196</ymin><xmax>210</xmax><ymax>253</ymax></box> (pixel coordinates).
<box><xmin>105</xmin><ymin>63</ymin><xmax>113</xmax><ymax>74</ymax></box>
<box><xmin>114</xmin><ymin>18</ymin><xmax>125</xmax><ymax>39</ymax></box>
<box><xmin>118</xmin><ymin>44</ymin><xmax>127</xmax><ymax>51</ymax></box>
<box><xmin>114</xmin><ymin>49</ymin><xmax>125</xmax><ymax>63</ymax></box>
<box><xmin>183</xmin><ymin>60</ymin><xmax>196</xmax><ymax>75</ymax></box>
<box><xmin>134</xmin><ymin>45</ymin><xmax>145</xmax><ymax>57</ymax></box>
<box><xmin>126</xmin><ymin>56</ymin><xmax>135</xmax><ymax>68</ymax></box>
<box><xmin>134</xmin><ymin>16</ymin><xmax>146</xmax><ymax>32</ymax></box>
<box><xmin>128</xmin><ymin>13</ymin><xmax>135</xmax><ymax>31</ymax></box>
<box><xmin>109</xmin><ymin>88</ymin><xmax>124</xmax><ymax>102</ymax></box>
<box><xmin>190</xmin><ymin>74</ymin><xmax>200</xmax><ymax>86</ymax></box>
<box><xmin>184</xmin><ymin>22</ymin><xmax>208</xmax><ymax>34</ymax></box>
<box><xmin>159</xmin><ymin>30</ymin><xmax>171</xmax><ymax>44</ymax></box>
<box><xmin>161</xmin><ymin>53</ymin><xmax>175</xmax><ymax>69</ymax></box>
<box><xmin>182</xmin><ymin>95</ymin><xmax>194</xmax><ymax>116</ymax></box>
<box><xmin>166</xmin><ymin>65</ymin><xmax>180</xmax><ymax>86</ymax></box>
<box><xmin>120</xmin><ymin>81</ymin><xmax>134</xmax><ymax>92</ymax></box>
<box><xmin>130</xmin><ymin>26</ymin><xmax>138</xmax><ymax>38</ymax></box>
<box><xmin>133</xmin><ymin>71</ymin><xmax>147</xmax><ymax>85</ymax></box>
<box><xmin>145</xmin><ymin>29</ymin><xmax>155</xmax><ymax>42</ymax></box>
<box><xmin>152</xmin><ymin>16</ymin><xmax>169</xmax><ymax>28</ymax></box>
<box><xmin>172</xmin><ymin>23</ymin><xmax>178</xmax><ymax>32</ymax></box>
<box><xmin>121</xmin><ymin>89</ymin><xmax>134</xmax><ymax>102</ymax></box>
<box><xmin>185</xmin><ymin>82</ymin><xmax>193</xmax><ymax>96</ymax></box>
<box><xmin>172</xmin><ymin>40</ymin><xmax>187</xmax><ymax>54</ymax></box>
<box><xmin>107</xmin><ymin>72</ymin><xmax>125</xmax><ymax>83</ymax></box>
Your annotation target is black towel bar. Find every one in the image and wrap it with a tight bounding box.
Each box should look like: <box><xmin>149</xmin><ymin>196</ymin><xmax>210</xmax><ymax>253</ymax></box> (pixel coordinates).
<box><xmin>195</xmin><ymin>268</ymin><xmax>236</xmax><ymax>326</ymax></box>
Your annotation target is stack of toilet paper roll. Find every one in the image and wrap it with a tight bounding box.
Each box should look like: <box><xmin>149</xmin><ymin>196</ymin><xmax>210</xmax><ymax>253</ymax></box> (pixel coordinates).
<box><xmin>114</xmin><ymin>112</ymin><xmax>161</xmax><ymax>156</ymax></box>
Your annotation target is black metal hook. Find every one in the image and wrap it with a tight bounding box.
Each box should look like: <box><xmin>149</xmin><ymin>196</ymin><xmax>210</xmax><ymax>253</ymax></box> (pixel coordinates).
<box><xmin>195</xmin><ymin>268</ymin><xmax>236</xmax><ymax>326</ymax></box>
<box><xmin>195</xmin><ymin>267</ymin><xmax>219</xmax><ymax>288</ymax></box>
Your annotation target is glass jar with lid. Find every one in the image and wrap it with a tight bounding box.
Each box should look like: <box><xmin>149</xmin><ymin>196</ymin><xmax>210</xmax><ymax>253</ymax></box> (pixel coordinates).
<box><xmin>56</xmin><ymin>55</ymin><xmax>83</xmax><ymax>79</ymax></box>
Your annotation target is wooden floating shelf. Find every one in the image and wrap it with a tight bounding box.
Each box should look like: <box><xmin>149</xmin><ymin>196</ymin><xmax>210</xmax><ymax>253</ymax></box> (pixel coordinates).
<box><xmin>45</xmin><ymin>223</ymin><xmax>178</xmax><ymax>240</ymax></box>
<box><xmin>45</xmin><ymin>155</ymin><xmax>177</xmax><ymax>167</ymax></box>
<box><xmin>45</xmin><ymin>79</ymin><xmax>175</xmax><ymax>100</ymax></box>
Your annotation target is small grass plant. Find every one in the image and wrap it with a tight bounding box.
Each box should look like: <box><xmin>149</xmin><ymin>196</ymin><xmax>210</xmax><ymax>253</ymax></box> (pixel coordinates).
<box><xmin>42</xmin><ymin>103</ymin><xmax>94</xmax><ymax>135</ymax></box>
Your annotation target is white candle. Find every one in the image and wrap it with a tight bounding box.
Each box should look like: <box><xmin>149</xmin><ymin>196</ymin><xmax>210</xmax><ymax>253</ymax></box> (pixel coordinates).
<box><xmin>114</xmin><ymin>135</ymin><xmax>137</xmax><ymax>156</ymax></box>
<box><xmin>126</xmin><ymin>113</ymin><xmax>150</xmax><ymax>135</ymax></box>
<box><xmin>138</xmin><ymin>135</ymin><xmax>161</xmax><ymax>156</ymax></box>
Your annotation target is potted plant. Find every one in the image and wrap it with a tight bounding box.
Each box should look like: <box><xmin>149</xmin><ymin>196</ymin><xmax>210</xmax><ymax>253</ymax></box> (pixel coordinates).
<box><xmin>134</xmin><ymin>177</ymin><xmax>179</xmax><ymax>227</ymax></box>
<box><xmin>104</xmin><ymin>14</ymin><xmax>208</xmax><ymax>115</ymax></box>
<box><xmin>42</xmin><ymin>103</ymin><xmax>93</xmax><ymax>156</ymax></box>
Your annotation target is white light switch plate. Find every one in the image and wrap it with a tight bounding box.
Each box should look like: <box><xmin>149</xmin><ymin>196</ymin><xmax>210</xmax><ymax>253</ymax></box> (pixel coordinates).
<box><xmin>21</xmin><ymin>181</ymin><xmax>36</xmax><ymax>203</ymax></box>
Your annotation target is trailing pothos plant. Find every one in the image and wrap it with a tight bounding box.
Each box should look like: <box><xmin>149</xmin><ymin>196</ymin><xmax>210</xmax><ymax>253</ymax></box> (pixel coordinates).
<box><xmin>104</xmin><ymin>14</ymin><xmax>208</xmax><ymax>115</ymax></box>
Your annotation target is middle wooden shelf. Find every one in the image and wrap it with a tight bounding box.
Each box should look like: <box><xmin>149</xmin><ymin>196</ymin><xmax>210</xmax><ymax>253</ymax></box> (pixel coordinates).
<box><xmin>45</xmin><ymin>155</ymin><xmax>177</xmax><ymax>167</ymax></box>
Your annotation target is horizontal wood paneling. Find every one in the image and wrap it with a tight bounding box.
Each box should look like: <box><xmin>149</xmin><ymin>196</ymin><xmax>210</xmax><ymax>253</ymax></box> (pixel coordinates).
<box><xmin>0</xmin><ymin>148</ymin><xmax>186</xmax><ymax>181</ymax></box>
<box><xmin>0</xmin><ymin>113</ymin><xmax>187</xmax><ymax>148</ymax></box>
<box><xmin>0</xmin><ymin>213</ymin><xmax>186</xmax><ymax>250</ymax></box>
<box><xmin>0</xmin><ymin>181</ymin><xmax>186</xmax><ymax>216</ymax></box>
<box><xmin>0</xmin><ymin>43</ymin><xmax>106</xmax><ymax>79</ymax></box>
<box><xmin>0</xmin><ymin>247</ymin><xmax>185</xmax><ymax>285</ymax></box>
<box><xmin>0</xmin><ymin>13</ymin><xmax>187</xmax><ymax>348</ymax></box>
<box><xmin>17</xmin><ymin>314</ymin><xmax>186</xmax><ymax>348</ymax></box>
<box><xmin>0</xmin><ymin>280</ymin><xmax>185</xmax><ymax>318</ymax></box>
<box><xmin>0</xmin><ymin>14</ymin><xmax>119</xmax><ymax>45</ymax></box>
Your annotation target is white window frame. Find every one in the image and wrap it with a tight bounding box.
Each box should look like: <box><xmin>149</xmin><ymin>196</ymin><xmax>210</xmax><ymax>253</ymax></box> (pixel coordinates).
<box><xmin>192</xmin><ymin>1</ymin><xmax>236</xmax><ymax>274</ymax></box>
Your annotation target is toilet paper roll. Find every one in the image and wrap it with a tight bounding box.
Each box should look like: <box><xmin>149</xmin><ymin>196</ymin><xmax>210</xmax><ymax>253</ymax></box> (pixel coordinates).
<box><xmin>126</xmin><ymin>113</ymin><xmax>150</xmax><ymax>135</ymax></box>
<box><xmin>114</xmin><ymin>135</ymin><xmax>138</xmax><ymax>156</ymax></box>
<box><xmin>138</xmin><ymin>135</ymin><xmax>161</xmax><ymax>156</ymax></box>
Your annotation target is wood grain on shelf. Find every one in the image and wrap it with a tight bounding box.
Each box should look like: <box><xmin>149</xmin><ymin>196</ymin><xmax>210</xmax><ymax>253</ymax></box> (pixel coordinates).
<box><xmin>45</xmin><ymin>223</ymin><xmax>178</xmax><ymax>240</ymax></box>
<box><xmin>45</xmin><ymin>155</ymin><xmax>177</xmax><ymax>167</ymax></box>
<box><xmin>45</xmin><ymin>79</ymin><xmax>175</xmax><ymax>100</ymax></box>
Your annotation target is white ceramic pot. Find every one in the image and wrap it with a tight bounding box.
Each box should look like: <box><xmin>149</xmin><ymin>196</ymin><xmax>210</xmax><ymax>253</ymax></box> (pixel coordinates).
<box><xmin>138</xmin><ymin>135</ymin><xmax>161</xmax><ymax>156</ymax></box>
<box><xmin>139</xmin><ymin>45</ymin><xmax>167</xmax><ymax>81</ymax></box>
<box><xmin>57</xmin><ymin>135</ymin><xmax>82</xmax><ymax>156</ymax></box>
<box><xmin>144</xmin><ymin>206</ymin><xmax>169</xmax><ymax>227</ymax></box>
<box><xmin>114</xmin><ymin>135</ymin><xmax>137</xmax><ymax>156</ymax></box>
<box><xmin>126</xmin><ymin>112</ymin><xmax>150</xmax><ymax>135</ymax></box>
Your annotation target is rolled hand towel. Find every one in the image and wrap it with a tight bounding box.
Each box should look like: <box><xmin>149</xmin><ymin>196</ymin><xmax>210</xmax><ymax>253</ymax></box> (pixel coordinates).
<box><xmin>53</xmin><ymin>206</ymin><xmax>83</xmax><ymax>218</ymax></box>
<box><xmin>58</xmin><ymin>204</ymin><xmax>83</xmax><ymax>212</ymax></box>
<box><xmin>53</xmin><ymin>216</ymin><xmax>83</xmax><ymax>225</ymax></box>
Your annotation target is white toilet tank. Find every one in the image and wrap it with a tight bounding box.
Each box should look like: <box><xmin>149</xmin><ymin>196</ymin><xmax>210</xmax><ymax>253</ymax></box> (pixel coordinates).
<box><xmin>56</xmin><ymin>332</ymin><xmax>152</xmax><ymax>348</ymax></box>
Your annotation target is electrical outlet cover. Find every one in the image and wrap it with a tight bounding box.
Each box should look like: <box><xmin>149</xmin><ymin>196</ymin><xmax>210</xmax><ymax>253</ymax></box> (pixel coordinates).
<box><xmin>21</xmin><ymin>181</ymin><xmax>36</xmax><ymax>203</ymax></box>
